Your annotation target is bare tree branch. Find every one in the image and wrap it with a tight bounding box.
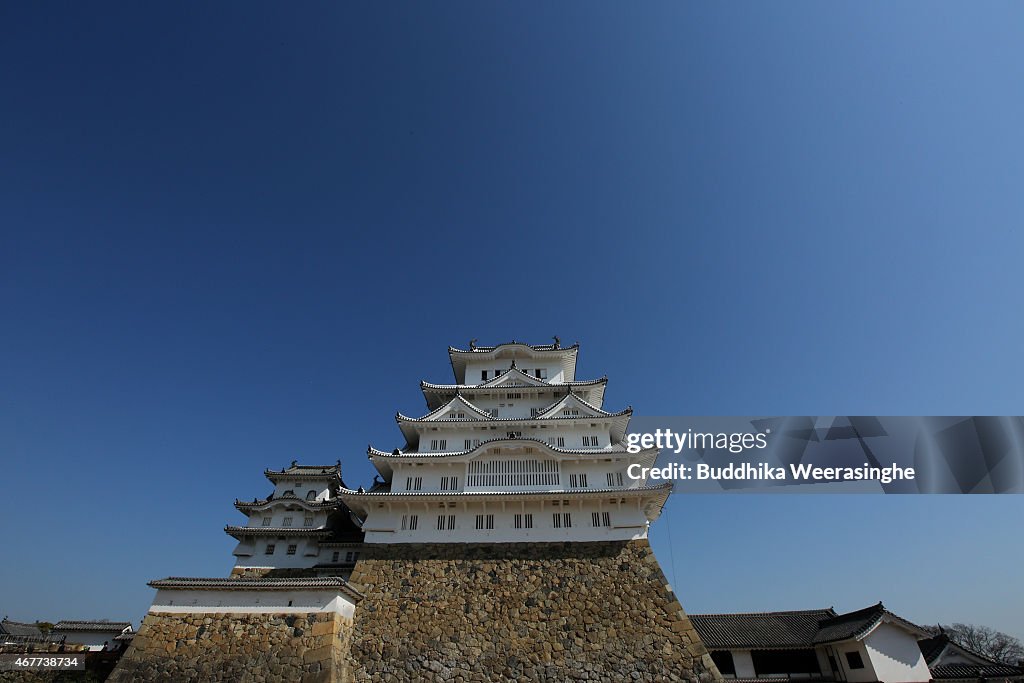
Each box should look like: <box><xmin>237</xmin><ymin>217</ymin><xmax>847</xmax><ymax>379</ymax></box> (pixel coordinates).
<box><xmin>939</xmin><ymin>623</ymin><xmax>1024</xmax><ymax>665</ymax></box>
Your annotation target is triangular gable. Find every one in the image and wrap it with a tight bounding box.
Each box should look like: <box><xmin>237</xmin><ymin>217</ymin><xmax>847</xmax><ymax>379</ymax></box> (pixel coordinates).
<box><xmin>418</xmin><ymin>394</ymin><xmax>493</xmax><ymax>421</ymax></box>
<box><xmin>534</xmin><ymin>391</ymin><xmax>613</xmax><ymax>420</ymax></box>
<box><xmin>479</xmin><ymin>367</ymin><xmax>550</xmax><ymax>389</ymax></box>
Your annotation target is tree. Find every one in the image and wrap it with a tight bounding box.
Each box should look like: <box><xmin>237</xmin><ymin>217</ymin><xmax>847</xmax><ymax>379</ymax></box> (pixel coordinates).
<box><xmin>940</xmin><ymin>623</ymin><xmax>1024</xmax><ymax>665</ymax></box>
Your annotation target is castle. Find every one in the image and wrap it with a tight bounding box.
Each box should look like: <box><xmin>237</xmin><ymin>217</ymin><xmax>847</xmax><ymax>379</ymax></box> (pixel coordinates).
<box><xmin>109</xmin><ymin>340</ymin><xmax>718</xmax><ymax>682</ymax></box>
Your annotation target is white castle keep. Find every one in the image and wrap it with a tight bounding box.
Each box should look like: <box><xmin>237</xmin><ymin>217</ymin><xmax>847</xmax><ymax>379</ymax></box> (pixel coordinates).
<box><xmin>227</xmin><ymin>339</ymin><xmax>670</xmax><ymax>574</ymax></box>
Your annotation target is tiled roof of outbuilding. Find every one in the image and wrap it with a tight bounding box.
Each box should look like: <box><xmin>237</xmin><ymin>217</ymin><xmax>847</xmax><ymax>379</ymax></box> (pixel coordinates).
<box><xmin>931</xmin><ymin>663</ymin><xmax>1024</xmax><ymax>679</ymax></box>
<box><xmin>53</xmin><ymin>620</ymin><xmax>132</xmax><ymax>633</ymax></box>
<box><xmin>691</xmin><ymin>602</ymin><xmax>929</xmax><ymax>650</ymax></box>
<box><xmin>917</xmin><ymin>633</ymin><xmax>950</xmax><ymax>664</ymax></box>
<box><xmin>0</xmin><ymin>618</ymin><xmax>43</xmax><ymax>637</ymax></box>
<box><xmin>689</xmin><ymin>609</ymin><xmax>837</xmax><ymax>650</ymax></box>
<box><xmin>148</xmin><ymin>576</ymin><xmax>364</xmax><ymax>601</ymax></box>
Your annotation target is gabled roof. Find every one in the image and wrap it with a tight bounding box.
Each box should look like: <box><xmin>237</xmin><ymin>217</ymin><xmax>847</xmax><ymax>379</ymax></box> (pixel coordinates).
<box><xmin>812</xmin><ymin>603</ymin><xmax>888</xmax><ymax>643</ymax></box>
<box><xmin>918</xmin><ymin>633</ymin><xmax>951</xmax><ymax>664</ymax></box>
<box><xmin>919</xmin><ymin>632</ymin><xmax>1021</xmax><ymax>670</ymax></box>
<box><xmin>395</xmin><ymin>401</ymin><xmax>633</xmax><ymax>447</ymax></box>
<box><xmin>367</xmin><ymin>437</ymin><xmax>659</xmax><ymax>478</ymax></box>
<box><xmin>234</xmin><ymin>496</ymin><xmax>336</xmax><ymax>514</ymax></box>
<box><xmin>1</xmin><ymin>618</ymin><xmax>43</xmax><ymax>637</ymax></box>
<box><xmin>53</xmin><ymin>620</ymin><xmax>132</xmax><ymax>633</ymax></box>
<box><xmin>264</xmin><ymin>462</ymin><xmax>341</xmax><ymax>484</ymax></box>
<box><xmin>416</xmin><ymin>394</ymin><xmax>494</xmax><ymax>421</ymax></box>
<box><xmin>420</xmin><ymin>375</ymin><xmax>608</xmax><ymax>411</ymax></box>
<box><xmin>532</xmin><ymin>391</ymin><xmax>616</xmax><ymax>420</ymax></box>
<box><xmin>691</xmin><ymin>603</ymin><xmax>929</xmax><ymax>650</ymax></box>
<box><xmin>813</xmin><ymin>603</ymin><xmax>929</xmax><ymax>643</ymax></box>
<box><xmin>478</xmin><ymin>366</ymin><xmax>551</xmax><ymax>389</ymax></box>
<box><xmin>448</xmin><ymin>341</ymin><xmax>579</xmax><ymax>383</ymax></box>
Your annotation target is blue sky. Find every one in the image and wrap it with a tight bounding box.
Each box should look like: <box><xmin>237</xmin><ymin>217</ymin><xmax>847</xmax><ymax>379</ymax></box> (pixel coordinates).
<box><xmin>2</xmin><ymin>2</ymin><xmax>1022</xmax><ymax>640</ymax></box>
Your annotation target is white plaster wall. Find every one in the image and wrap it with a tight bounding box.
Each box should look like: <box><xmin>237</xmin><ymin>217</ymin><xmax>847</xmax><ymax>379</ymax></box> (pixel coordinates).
<box><xmin>244</xmin><ymin>507</ymin><xmax>329</xmax><ymax>529</ymax></box>
<box><xmin>390</xmin><ymin>457</ymin><xmax>642</xmax><ymax>493</ymax></box>
<box><xmin>463</xmin><ymin>360</ymin><xmax>563</xmax><ymax>385</ymax></box>
<box><xmin>814</xmin><ymin>647</ymin><xmax>833</xmax><ymax>677</ymax></box>
<box><xmin>151</xmin><ymin>589</ymin><xmax>356</xmax><ymax>618</ymax></box>
<box><xmin>832</xmin><ymin>641</ymin><xmax>879</xmax><ymax>683</ymax></box>
<box><xmin>732</xmin><ymin>650</ymin><xmax>756</xmax><ymax>678</ymax></box>
<box><xmin>234</xmin><ymin>537</ymin><xmax>321</xmax><ymax>569</ymax></box>
<box><xmin>360</xmin><ymin>498</ymin><xmax>650</xmax><ymax>543</ymax></box>
<box><xmin>413</xmin><ymin>423</ymin><xmax>617</xmax><ymax>453</ymax></box>
<box><xmin>55</xmin><ymin>631</ymin><xmax>125</xmax><ymax>651</ymax></box>
<box><xmin>271</xmin><ymin>479</ymin><xmax>333</xmax><ymax>501</ymax></box>
<box><xmin>864</xmin><ymin>623</ymin><xmax>932</xmax><ymax>682</ymax></box>
<box><xmin>935</xmin><ymin>649</ymin><xmax>981</xmax><ymax>665</ymax></box>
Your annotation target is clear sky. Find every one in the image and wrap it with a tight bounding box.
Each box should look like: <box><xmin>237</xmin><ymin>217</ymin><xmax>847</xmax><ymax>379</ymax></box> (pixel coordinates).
<box><xmin>2</xmin><ymin>2</ymin><xmax>1022</xmax><ymax>641</ymax></box>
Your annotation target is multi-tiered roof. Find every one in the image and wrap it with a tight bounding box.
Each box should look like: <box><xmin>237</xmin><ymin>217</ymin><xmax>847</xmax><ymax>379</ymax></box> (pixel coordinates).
<box><xmin>339</xmin><ymin>340</ymin><xmax>671</xmax><ymax>543</ymax></box>
<box><xmin>227</xmin><ymin>461</ymin><xmax>363</xmax><ymax>571</ymax></box>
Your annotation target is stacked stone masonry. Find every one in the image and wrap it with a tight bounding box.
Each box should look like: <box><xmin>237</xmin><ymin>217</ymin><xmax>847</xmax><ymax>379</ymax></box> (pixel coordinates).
<box><xmin>345</xmin><ymin>539</ymin><xmax>719</xmax><ymax>683</ymax></box>
<box><xmin>107</xmin><ymin>611</ymin><xmax>351</xmax><ymax>683</ymax></box>
<box><xmin>108</xmin><ymin>539</ymin><xmax>719</xmax><ymax>682</ymax></box>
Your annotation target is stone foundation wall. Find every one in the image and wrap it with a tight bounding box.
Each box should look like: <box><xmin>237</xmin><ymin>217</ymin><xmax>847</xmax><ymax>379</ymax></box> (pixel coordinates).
<box><xmin>345</xmin><ymin>539</ymin><xmax>720</xmax><ymax>683</ymax></box>
<box><xmin>107</xmin><ymin>611</ymin><xmax>351</xmax><ymax>683</ymax></box>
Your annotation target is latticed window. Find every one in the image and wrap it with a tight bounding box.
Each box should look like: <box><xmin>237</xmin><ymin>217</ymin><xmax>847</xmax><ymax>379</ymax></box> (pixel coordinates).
<box><xmin>401</xmin><ymin>514</ymin><xmax>418</xmax><ymax>531</ymax></box>
<box><xmin>569</xmin><ymin>473</ymin><xmax>588</xmax><ymax>488</ymax></box>
<box><xmin>467</xmin><ymin>458</ymin><xmax>559</xmax><ymax>487</ymax></box>
<box><xmin>514</xmin><ymin>513</ymin><xmax>533</xmax><ymax>529</ymax></box>
<box><xmin>591</xmin><ymin>511</ymin><xmax>611</xmax><ymax>527</ymax></box>
<box><xmin>475</xmin><ymin>514</ymin><xmax>494</xmax><ymax>530</ymax></box>
<box><xmin>286</xmin><ymin>544</ymin><xmax>297</xmax><ymax>555</ymax></box>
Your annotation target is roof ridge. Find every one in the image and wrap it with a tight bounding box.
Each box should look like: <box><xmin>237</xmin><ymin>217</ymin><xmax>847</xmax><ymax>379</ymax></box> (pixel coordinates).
<box><xmin>690</xmin><ymin>608</ymin><xmax>835</xmax><ymax>617</ymax></box>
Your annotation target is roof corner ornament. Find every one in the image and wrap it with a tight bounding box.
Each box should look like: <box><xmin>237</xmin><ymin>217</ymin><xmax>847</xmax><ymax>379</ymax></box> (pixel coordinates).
<box><xmin>392</xmin><ymin>448</ymin><xmax>401</xmax><ymax>456</ymax></box>
<box><xmin>553</xmin><ymin>335</ymin><xmax>560</xmax><ymax>348</ymax></box>
<box><xmin>469</xmin><ymin>338</ymin><xmax>478</xmax><ymax>350</ymax></box>
<box><xmin>510</xmin><ymin>358</ymin><xmax>518</xmax><ymax>370</ymax></box>
<box><xmin>290</xmin><ymin>459</ymin><xmax>297</xmax><ymax>468</ymax></box>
